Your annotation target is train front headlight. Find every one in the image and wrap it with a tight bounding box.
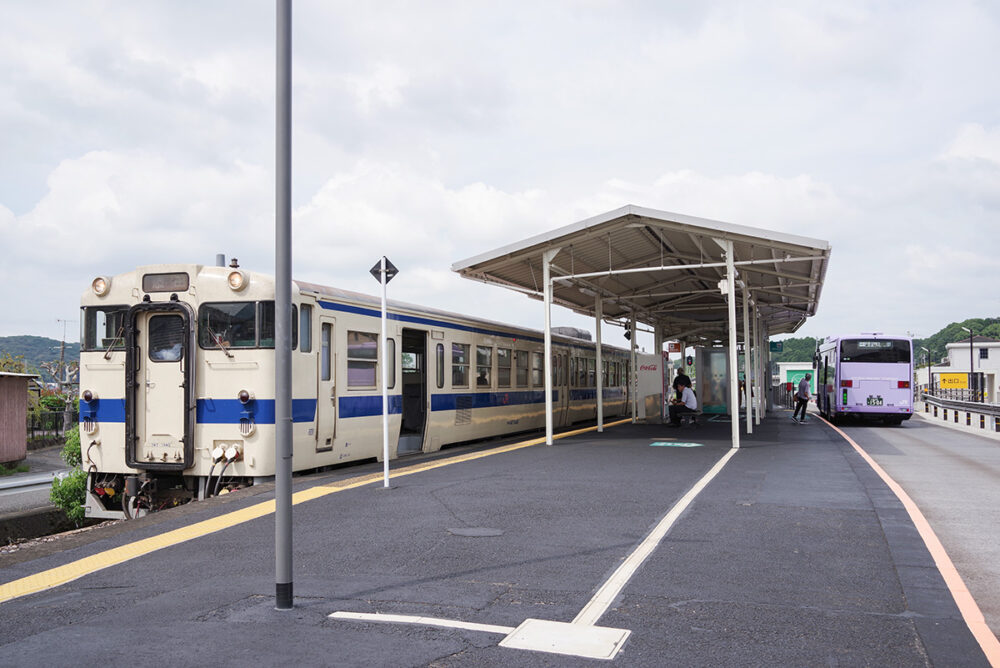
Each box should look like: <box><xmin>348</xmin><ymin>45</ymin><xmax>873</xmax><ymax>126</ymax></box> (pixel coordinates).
<box><xmin>228</xmin><ymin>270</ymin><xmax>248</xmax><ymax>291</ymax></box>
<box><xmin>92</xmin><ymin>276</ymin><xmax>111</xmax><ymax>296</ymax></box>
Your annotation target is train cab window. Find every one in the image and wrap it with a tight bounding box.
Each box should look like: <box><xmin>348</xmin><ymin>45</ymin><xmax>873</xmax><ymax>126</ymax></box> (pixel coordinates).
<box><xmin>299</xmin><ymin>304</ymin><xmax>313</xmax><ymax>353</ymax></box>
<box><xmin>452</xmin><ymin>343</ymin><xmax>470</xmax><ymax>387</ymax></box>
<box><xmin>347</xmin><ymin>331</ymin><xmax>378</xmax><ymax>388</ymax></box>
<box><xmin>259</xmin><ymin>302</ymin><xmax>298</xmax><ymax>349</ymax></box>
<box><xmin>497</xmin><ymin>348</ymin><xmax>511</xmax><ymax>387</ymax></box>
<box><xmin>320</xmin><ymin>323</ymin><xmax>332</xmax><ymax>381</ymax></box>
<box><xmin>476</xmin><ymin>346</ymin><xmax>492</xmax><ymax>388</ymax></box>
<box><xmin>436</xmin><ymin>343</ymin><xmax>444</xmax><ymax>389</ymax></box>
<box><xmin>531</xmin><ymin>352</ymin><xmax>543</xmax><ymax>387</ymax></box>
<box><xmin>515</xmin><ymin>351</ymin><xmax>529</xmax><ymax>387</ymax></box>
<box><xmin>148</xmin><ymin>315</ymin><xmax>185</xmax><ymax>362</ymax></box>
<box><xmin>199</xmin><ymin>302</ymin><xmax>257</xmax><ymax>348</ymax></box>
<box><xmin>81</xmin><ymin>305</ymin><xmax>128</xmax><ymax>351</ymax></box>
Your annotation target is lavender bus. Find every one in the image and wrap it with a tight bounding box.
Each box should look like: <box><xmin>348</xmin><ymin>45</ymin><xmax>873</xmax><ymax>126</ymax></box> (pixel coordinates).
<box><xmin>814</xmin><ymin>334</ymin><xmax>914</xmax><ymax>425</ymax></box>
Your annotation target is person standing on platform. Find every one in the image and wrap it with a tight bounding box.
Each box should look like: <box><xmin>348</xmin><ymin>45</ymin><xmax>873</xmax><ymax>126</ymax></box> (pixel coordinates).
<box><xmin>667</xmin><ymin>379</ymin><xmax>698</xmax><ymax>426</ymax></box>
<box><xmin>792</xmin><ymin>373</ymin><xmax>812</xmax><ymax>423</ymax></box>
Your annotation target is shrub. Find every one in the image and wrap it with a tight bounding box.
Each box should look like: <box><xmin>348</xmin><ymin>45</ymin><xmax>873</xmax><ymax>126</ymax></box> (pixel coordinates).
<box><xmin>51</xmin><ymin>425</ymin><xmax>86</xmax><ymax>524</ymax></box>
<box><xmin>50</xmin><ymin>468</ymin><xmax>87</xmax><ymax>525</ymax></box>
<box><xmin>61</xmin><ymin>425</ymin><xmax>82</xmax><ymax>468</ymax></box>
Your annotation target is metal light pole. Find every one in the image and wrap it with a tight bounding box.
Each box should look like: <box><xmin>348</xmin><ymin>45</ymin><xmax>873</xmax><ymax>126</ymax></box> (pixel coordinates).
<box><xmin>920</xmin><ymin>346</ymin><xmax>931</xmax><ymax>397</ymax></box>
<box><xmin>274</xmin><ymin>0</ymin><xmax>294</xmax><ymax>611</ymax></box>
<box><xmin>961</xmin><ymin>326</ymin><xmax>974</xmax><ymax>401</ymax></box>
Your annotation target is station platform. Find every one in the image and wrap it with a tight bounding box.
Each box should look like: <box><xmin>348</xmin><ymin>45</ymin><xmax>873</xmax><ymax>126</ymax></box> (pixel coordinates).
<box><xmin>0</xmin><ymin>412</ymin><xmax>995</xmax><ymax>667</ymax></box>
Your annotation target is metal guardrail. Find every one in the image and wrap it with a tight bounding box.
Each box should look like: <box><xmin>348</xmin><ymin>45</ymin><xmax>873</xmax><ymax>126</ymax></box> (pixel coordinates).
<box><xmin>921</xmin><ymin>393</ymin><xmax>1000</xmax><ymax>417</ymax></box>
<box><xmin>0</xmin><ymin>471</ymin><xmax>65</xmax><ymax>496</ymax></box>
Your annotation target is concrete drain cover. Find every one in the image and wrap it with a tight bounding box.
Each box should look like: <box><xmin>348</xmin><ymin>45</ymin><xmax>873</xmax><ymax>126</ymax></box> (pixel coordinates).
<box><xmin>447</xmin><ymin>527</ymin><xmax>504</xmax><ymax>537</ymax></box>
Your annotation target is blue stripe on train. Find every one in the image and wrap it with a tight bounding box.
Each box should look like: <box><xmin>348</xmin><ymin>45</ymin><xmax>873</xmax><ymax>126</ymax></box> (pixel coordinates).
<box><xmin>81</xmin><ymin>388</ymin><xmax>622</xmax><ymax>425</ymax></box>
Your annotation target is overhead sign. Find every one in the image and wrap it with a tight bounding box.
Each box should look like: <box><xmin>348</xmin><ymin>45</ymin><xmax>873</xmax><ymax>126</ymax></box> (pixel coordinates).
<box><xmin>939</xmin><ymin>373</ymin><xmax>968</xmax><ymax>389</ymax></box>
<box><xmin>667</xmin><ymin>342</ymin><xmax>682</xmax><ymax>353</ymax></box>
<box><xmin>769</xmin><ymin>341</ymin><xmax>783</xmax><ymax>353</ymax></box>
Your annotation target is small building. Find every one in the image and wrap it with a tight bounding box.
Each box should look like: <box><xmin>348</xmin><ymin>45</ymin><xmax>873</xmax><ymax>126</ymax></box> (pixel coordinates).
<box><xmin>940</xmin><ymin>336</ymin><xmax>999</xmax><ymax>402</ymax></box>
<box><xmin>1</xmin><ymin>372</ymin><xmax>39</xmax><ymax>464</ymax></box>
<box><xmin>776</xmin><ymin>362</ymin><xmax>815</xmax><ymax>394</ymax></box>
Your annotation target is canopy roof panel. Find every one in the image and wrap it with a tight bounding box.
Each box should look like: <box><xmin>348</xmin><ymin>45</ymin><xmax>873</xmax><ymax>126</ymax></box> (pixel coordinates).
<box><xmin>452</xmin><ymin>205</ymin><xmax>831</xmax><ymax>340</ymax></box>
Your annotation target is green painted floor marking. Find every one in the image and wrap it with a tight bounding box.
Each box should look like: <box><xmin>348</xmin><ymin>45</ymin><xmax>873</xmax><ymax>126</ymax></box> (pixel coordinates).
<box><xmin>650</xmin><ymin>441</ymin><xmax>704</xmax><ymax>447</ymax></box>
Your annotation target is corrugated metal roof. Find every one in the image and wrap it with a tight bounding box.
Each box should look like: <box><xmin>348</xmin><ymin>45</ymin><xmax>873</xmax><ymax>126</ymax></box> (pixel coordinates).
<box><xmin>452</xmin><ymin>205</ymin><xmax>831</xmax><ymax>340</ymax></box>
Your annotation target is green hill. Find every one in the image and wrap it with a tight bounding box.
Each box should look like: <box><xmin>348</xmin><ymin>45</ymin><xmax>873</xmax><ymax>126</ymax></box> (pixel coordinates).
<box><xmin>0</xmin><ymin>335</ymin><xmax>80</xmax><ymax>383</ymax></box>
<box><xmin>771</xmin><ymin>318</ymin><xmax>1000</xmax><ymax>366</ymax></box>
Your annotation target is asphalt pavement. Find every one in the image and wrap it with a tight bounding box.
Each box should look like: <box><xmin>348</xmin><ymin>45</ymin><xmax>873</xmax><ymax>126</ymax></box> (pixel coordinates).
<box><xmin>0</xmin><ymin>414</ymin><xmax>993</xmax><ymax>667</ymax></box>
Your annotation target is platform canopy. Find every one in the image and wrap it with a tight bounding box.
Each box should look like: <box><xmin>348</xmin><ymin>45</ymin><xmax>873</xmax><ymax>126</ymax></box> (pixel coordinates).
<box><xmin>452</xmin><ymin>205</ymin><xmax>832</xmax><ymax>448</ymax></box>
<box><xmin>452</xmin><ymin>205</ymin><xmax>831</xmax><ymax>341</ymax></box>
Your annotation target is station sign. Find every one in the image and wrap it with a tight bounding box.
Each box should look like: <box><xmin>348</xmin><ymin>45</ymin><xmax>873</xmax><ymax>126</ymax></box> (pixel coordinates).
<box><xmin>769</xmin><ymin>341</ymin><xmax>783</xmax><ymax>353</ymax></box>
<box><xmin>939</xmin><ymin>373</ymin><xmax>968</xmax><ymax>389</ymax></box>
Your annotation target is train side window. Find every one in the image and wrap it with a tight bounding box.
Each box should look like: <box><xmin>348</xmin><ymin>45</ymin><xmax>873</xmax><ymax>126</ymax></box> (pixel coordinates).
<box><xmin>320</xmin><ymin>324</ymin><xmax>332</xmax><ymax>381</ymax></box>
<box><xmin>299</xmin><ymin>304</ymin><xmax>312</xmax><ymax>353</ymax></box>
<box><xmin>531</xmin><ymin>352</ymin><xmax>543</xmax><ymax>387</ymax></box>
<box><xmin>476</xmin><ymin>345</ymin><xmax>492</xmax><ymax>388</ymax></box>
<box><xmin>587</xmin><ymin>358</ymin><xmax>596</xmax><ymax>387</ymax></box>
<box><xmin>387</xmin><ymin>338</ymin><xmax>396</xmax><ymax>390</ymax></box>
<box><xmin>436</xmin><ymin>343</ymin><xmax>444</xmax><ymax>389</ymax></box>
<box><xmin>452</xmin><ymin>343</ymin><xmax>470</xmax><ymax>387</ymax></box>
<box><xmin>497</xmin><ymin>348</ymin><xmax>511</xmax><ymax>387</ymax></box>
<box><xmin>602</xmin><ymin>360</ymin><xmax>609</xmax><ymax>386</ymax></box>
<box><xmin>569</xmin><ymin>357</ymin><xmax>577</xmax><ymax>387</ymax></box>
<box><xmin>515</xmin><ymin>351</ymin><xmax>529</xmax><ymax>387</ymax></box>
<box><xmin>347</xmin><ymin>331</ymin><xmax>378</xmax><ymax>388</ymax></box>
<box><xmin>577</xmin><ymin>357</ymin><xmax>588</xmax><ymax>387</ymax></box>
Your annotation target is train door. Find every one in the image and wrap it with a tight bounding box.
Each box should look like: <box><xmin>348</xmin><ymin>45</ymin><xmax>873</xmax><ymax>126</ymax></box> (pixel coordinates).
<box><xmin>398</xmin><ymin>329</ymin><xmax>427</xmax><ymax>454</ymax></box>
<box><xmin>316</xmin><ymin>316</ymin><xmax>337</xmax><ymax>451</ymax></box>
<box><xmin>126</xmin><ymin>304</ymin><xmax>195</xmax><ymax>470</ymax></box>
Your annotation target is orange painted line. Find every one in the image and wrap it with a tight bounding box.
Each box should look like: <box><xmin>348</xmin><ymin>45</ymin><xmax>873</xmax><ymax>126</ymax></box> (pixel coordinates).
<box><xmin>817</xmin><ymin>415</ymin><xmax>1000</xmax><ymax>666</ymax></box>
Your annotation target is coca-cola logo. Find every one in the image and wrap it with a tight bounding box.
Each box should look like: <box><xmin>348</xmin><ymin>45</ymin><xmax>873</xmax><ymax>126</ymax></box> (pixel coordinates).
<box><xmin>639</xmin><ymin>364</ymin><xmax>658</xmax><ymax>371</ymax></box>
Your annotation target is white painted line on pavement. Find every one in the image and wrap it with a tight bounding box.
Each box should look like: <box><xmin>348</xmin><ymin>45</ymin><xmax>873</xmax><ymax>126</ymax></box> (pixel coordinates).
<box><xmin>572</xmin><ymin>445</ymin><xmax>739</xmax><ymax>627</ymax></box>
<box><xmin>329</xmin><ymin>611</ymin><xmax>514</xmax><ymax>635</ymax></box>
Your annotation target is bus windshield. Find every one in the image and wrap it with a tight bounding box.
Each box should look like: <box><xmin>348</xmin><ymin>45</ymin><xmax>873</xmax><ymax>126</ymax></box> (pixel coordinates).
<box><xmin>840</xmin><ymin>339</ymin><xmax>910</xmax><ymax>364</ymax></box>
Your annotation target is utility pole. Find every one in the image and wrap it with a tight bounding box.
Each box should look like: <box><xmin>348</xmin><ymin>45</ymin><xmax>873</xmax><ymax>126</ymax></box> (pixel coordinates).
<box><xmin>56</xmin><ymin>318</ymin><xmax>74</xmax><ymax>432</ymax></box>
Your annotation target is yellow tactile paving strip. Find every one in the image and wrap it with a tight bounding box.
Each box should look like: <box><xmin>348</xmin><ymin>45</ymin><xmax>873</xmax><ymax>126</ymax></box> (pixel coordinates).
<box><xmin>0</xmin><ymin>420</ymin><xmax>630</xmax><ymax>605</ymax></box>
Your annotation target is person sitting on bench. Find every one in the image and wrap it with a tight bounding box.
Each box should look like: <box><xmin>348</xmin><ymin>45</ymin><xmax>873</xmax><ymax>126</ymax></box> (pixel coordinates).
<box><xmin>668</xmin><ymin>379</ymin><xmax>698</xmax><ymax>426</ymax></box>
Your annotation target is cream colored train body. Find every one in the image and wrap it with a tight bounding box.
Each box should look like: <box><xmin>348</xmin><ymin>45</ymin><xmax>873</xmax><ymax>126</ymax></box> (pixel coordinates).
<box><xmin>79</xmin><ymin>263</ymin><xmax>631</xmax><ymax>519</ymax></box>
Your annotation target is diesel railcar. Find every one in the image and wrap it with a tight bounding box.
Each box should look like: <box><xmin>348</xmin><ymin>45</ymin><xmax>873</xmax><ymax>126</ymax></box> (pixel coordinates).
<box><xmin>78</xmin><ymin>262</ymin><xmax>631</xmax><ymax>519</ymax></box>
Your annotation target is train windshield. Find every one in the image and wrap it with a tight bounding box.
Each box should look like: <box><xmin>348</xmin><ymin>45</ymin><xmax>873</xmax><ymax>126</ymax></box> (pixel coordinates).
<box><xmin>81</xmin><ymin>305</ymin><xmax>128</xmax><ymax>351</ymax></box>
<box><xmin>199</xmin><ymin>302</ymin><xmax>257</xmax><ymax>348</ymax></box>
<box><xmin>840</xmin><ymin>339</ymin><xmax>910</xmax><ymax>364</ymax></box>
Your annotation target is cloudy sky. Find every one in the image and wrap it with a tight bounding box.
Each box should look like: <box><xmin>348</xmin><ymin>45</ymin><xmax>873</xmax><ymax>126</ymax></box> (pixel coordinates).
<box><xmin>2</xmin><ymin>1</ymin><xmax>998</xmax><ymax>349</ymax></box>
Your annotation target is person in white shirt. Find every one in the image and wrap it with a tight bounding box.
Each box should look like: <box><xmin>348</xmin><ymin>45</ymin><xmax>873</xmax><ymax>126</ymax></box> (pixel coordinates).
<box><xmin>667</xmin><ymin>380</ymin><xmax>698</xmax><ymax>426</ymax></box>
